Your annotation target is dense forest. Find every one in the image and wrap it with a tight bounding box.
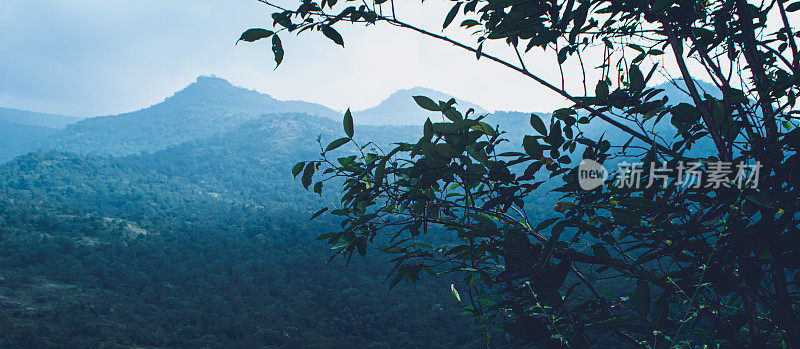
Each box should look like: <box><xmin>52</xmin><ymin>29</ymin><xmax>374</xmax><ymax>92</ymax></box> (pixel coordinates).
<box><xmin>0</xmin><ymin>147</ymin><xmax>487</xmax><ymax>347</ymax></box>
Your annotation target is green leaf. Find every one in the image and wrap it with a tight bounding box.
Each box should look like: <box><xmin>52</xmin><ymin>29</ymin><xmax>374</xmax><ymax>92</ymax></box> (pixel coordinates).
<box><xmin>592</xmin><ymin>244</ymin><xmax>611</xmax><ymax>258</ymax></box>
<box><xmin>633</xmin><ymin>280</ymin><xmax>650</xmax><ymax>316</ymax></box>
<box><xmin>388</xmin><ymin>273</ymin><xmax>404</xmax><ymax>291</ymax></box>
<box><xmin>356</xmin><ymin>238</ymin><xmax>367</xmax><ymax>256</ymax></box>
<box><xmin>443</xmin><ymin>2</ymin><xmax>462</xmax><ymax>29</ymax></box>
<box><xmin>612</xmin><ymin>209</ymin><xmax>640</xmax><ymax>226</ymax></box>
<box><xmin>310</xmin><ymin>207</ymin><xmax>328</xmax><ymax>220</ymax></box>
<box><xmin>413</xmin><ymin>96</ymin><xmax>441</xmax><ymax>111</ymax></box>
<box><xmin>538</xmin><ymin>221</ymin><xmax>565</xmax><ymax>271</ymax></box>
<box><xmin>547</xmin><ymin>121</ymin><xmax>564</xmax><ymax>146</ymax></box>
<box><xmin>338</xmin><ymin>155</ymin><xmax>356</xmax><ymax>167</ymax></box>
<box><xmin>787</xmin><ymin>1</ymin><xmax>800</xmax><ymax>11</ymax></box>
<box><xmin>530</xmin><ymin>114</ymin><xmax>547</xmax><ymax>135</ymax></box>
<box><xmin>292</xmin><ymin>162</ymin><xmax>306</xmax><ymax>177</ymax></box>
<box><xmin>535</xmin><ymin>217</ymin><xmax>559</xmax><ymax>231</ymax></box>
<box><xmin>746</xmin><ymin>191</ymin><xmax>777</xmax><ymax>208</ymax></box>
<box><xmin>301</xmin><ymin>162</ymin><xmax>315</xmax><ymax>189</ymax></box>
<box><xmin>443</xmin><ymin>107</ymin><xmax>463</xmax><ymax>122</ymax></box>
<box><xmin>595</xmin><ymin>80</ymin><xmax>609</xmax><ymax>98</ymax></box>
<box><xmin>450</xmin><ymin>283</ymin><xmax>462</xmax><ymax>302</ymax></box>
<box><xmin>598</xmin><ymin>140</ymin><xmax>610</xmax><ymax>153</ymax></box>
<box><xmin>523</xmin><ymin>136</ymin><xmax>544</xmax><ymax>159</ymax></box>
<box><xmin>651</xmin><ymin>297</ymin><xmax>669</xmax><ymax>328</ymax></box>
<box><xmin>343</xmin><ymin>109</ymin><xmax>354</xmax><ymax>138</ymax></box>
<box><xmin>552</xmin><ymin>108</ymin><xmax>576</xmax><ymax>120</ymax></box>
<box><xmin>326</xmin><ymin>137</ymin><xmax>350</xmax><ymax>152</ymax></box>
<box><xmin>460</xmin><ymin>19</ymin><xmax>480</xmax><ymax>28</ymax></box>
<box><xmin>377</xmin><ymin>245</ymin><xmax>404</xmax><ymax>254</ymax></box>
<box><xmin>557</xmin><ymin>46</ymin><xmax>569</xmax><ymax>64</ymax></box>
<box><xmin>321</xmin><ymin>25</ymin><xmax>345</xmax><ymax>47</ymax></box>
<box><xmin>237</xmin><ymin>28</ymin><xmax>273</xmax><ymax>43</ymax></box>
<box><xmin>470</xmin><ymin>122</ymin><xmax>496</xmax><ymax>135</ymax></box>
<box><xmin>271</xmin><ymin>34</ymin><xmax>284</xmax><ymax>68</ymax></box>
<box><xmin>630</xmin><ymin>65</ymin><xmax>644</xmax><ymax>91</ymax></box>
<box><xmin>670</xmin><ymin>103</ymin><xmax>699</xmax><ymax>131</ymax></box>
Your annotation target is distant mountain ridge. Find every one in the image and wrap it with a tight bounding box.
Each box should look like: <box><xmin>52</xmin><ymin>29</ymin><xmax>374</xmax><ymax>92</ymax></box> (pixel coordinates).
<box><xmin>0</xmin><ymin>76</ymin><xmax>716</xmax><ymax>164</ymax></box>
<box><xmin>36</xmin><ymin>76</ymin><xmax>341</xmax><ymax>157</ymax></box>
<box><xmin>0</xmin><ymin>77</ymin><xmax>493</xmax><ymax>161</ymax></box>
<box><xmin>0</xmin><ymin>120</ymin><xmax>58</xmax><ymax>162</ymax></box>
<box><xmin>0</xmin><ymin>107</ymin><xmax>81</xmax><ymax>129</ymax></box>
<box><xmin>352</xmin><ymin>87</ymin><xmax>489</xmax><ymax>125</ymax></box>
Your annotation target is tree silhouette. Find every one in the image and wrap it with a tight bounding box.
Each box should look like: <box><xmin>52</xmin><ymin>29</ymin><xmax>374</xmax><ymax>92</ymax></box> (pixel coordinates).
<box><xmin>242</xmin><ymin>0</ymin><xmax>800</xmax><ymax>346</ymax></box>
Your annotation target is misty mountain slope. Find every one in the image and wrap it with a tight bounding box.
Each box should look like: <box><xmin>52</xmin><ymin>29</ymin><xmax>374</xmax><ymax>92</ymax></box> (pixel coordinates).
<box><xmin>0</xmin><ymin>107</ymin><xmax>81</xmax><ymax>129</ymax></box>
<box><xmin>353</xmin><ymin>87</ymin><xmax>489</xmax><ymax>125</ymax></box>
<box><xmin>0</xmin><ymin>120</ymin><xmax>59</xmax><ymax>163</ymax></box>
<box><xmin>0</xmin><ymin>112</ymin><xmax>421</xmax><ymax>222</ymax></box>
<box><xmin>126</xmin><ymin>113</ymin><xmax>421</xmax><ymax>207</ymax></box>
<box><xmin>38</xmin><ymin>76</ymin><xmax>340</xmax><ymax>157</ymax></box>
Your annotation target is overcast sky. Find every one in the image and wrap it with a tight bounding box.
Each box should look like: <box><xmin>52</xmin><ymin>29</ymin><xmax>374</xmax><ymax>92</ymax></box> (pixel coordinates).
<box><xmin>0</xmin><ymin>0</ymin><xmax>614</xmax><ymax>117</ymax></box>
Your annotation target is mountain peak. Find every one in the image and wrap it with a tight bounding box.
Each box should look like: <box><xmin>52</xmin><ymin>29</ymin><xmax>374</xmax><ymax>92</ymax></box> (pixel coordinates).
<box><xmin>352</xmin><ymin>87</ymin><xmax>489</xmax><ymax>125</ymax></box>
<box><xmin>154</xmin><ymin>75</ymin><xmax>279</xmax><ymax>112</ymax></box>
<box><xmin>193</xmin><ymin>75</ymin><xmax>234</xmax><ymax>88</ymax></box>
<box><xmin>172</xmin><ymin>75</ymin><xmax>259</xmax><ymax>98</ymax></box>
<box><xmin>396</xmin><ymin>86</ymin><xmax>441</xmax><ymax>95</ymax></box>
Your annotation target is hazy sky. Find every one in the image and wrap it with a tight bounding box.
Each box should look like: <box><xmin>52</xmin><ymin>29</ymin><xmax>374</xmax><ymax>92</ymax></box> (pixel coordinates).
<box><xmin>0</xmin><ymin>0</ymin><xmax>610</xmax><ymax>117</ymax></box>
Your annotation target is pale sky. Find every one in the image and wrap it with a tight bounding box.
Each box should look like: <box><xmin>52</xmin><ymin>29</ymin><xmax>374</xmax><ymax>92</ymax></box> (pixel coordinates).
<box><xmin>0</xmin><ymin>0</ymin><xmax>597</xmax><ymax>118</ymax></box>
<box><xmin>4</xmin><ymin>1</ymin><xmax>791</xmax><ymax>118</ymax></box>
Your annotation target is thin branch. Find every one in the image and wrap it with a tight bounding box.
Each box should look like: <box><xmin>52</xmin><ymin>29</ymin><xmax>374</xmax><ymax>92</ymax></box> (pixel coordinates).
<box><xmin>378</xmin><ymin>16</ymin><xmax>679</xmax><ymax>157</ymax></box>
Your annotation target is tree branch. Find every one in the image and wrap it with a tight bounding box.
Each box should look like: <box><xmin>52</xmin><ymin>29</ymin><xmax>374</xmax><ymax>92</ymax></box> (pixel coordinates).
<box><xmin>378</xmin><ymin>16</ymin><xmax>679</xmax><ymax>158</ymax></box>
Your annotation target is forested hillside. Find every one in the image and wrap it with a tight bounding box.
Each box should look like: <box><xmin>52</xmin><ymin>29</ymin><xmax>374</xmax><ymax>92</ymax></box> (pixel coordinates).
<box><xmin>0</xmin><ymin>112</ymin><xmax>494</xmax><ymax>347</ymax></box>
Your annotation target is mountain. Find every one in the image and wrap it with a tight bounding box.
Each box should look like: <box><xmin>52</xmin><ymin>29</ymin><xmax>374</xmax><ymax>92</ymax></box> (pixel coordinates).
<box><xmin>0</xmin><ymin>113</ymin><xmax>488</xmax><ymax>348</ymax></box>
<box><xmin>0</xmin><ymin>107</ymin><xmax>81</xmax><ymax>129</ymax></box>
<box><xmin>352</xmin><ymin>87</ymin><xmax>489</xmax><ymax>125</ymax></box>
<box><xmin>0</xmin><ymin>108</ymin><xmax>81</xmax><ymax>162</ymax></box>
<box><xmin>0</xmin><ymin>119</ymin><xmax>58</xmax><ymax>162</ymax></box>
<box><xmin>2</xmin><ymin>81</ymin><xmax>492</xmax><ymax>161</ymax></box>
<box><xmin>126</xmin><ymin>113</ymin><xmax>420</xmax><ymax>207</ymax></box>
<box><xmin>38</xmin><ymin>76</ymin><xmax>340</xmax><ymax>157</ymax></box>
<box><xmin>0</xmin><ymin>76</ymin><xmax>726</xmax><ymax>347</ymax></box>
